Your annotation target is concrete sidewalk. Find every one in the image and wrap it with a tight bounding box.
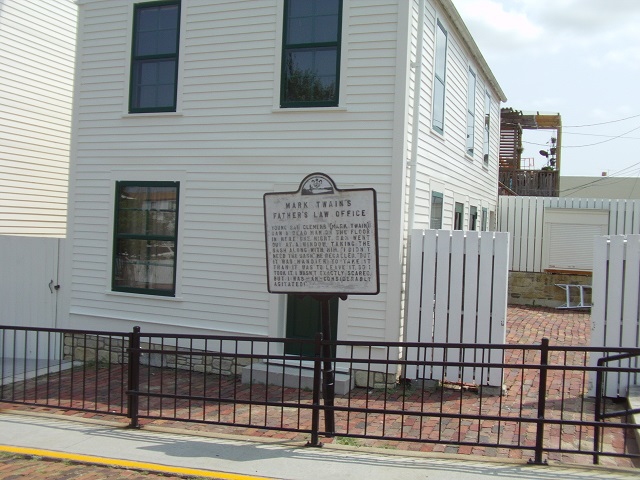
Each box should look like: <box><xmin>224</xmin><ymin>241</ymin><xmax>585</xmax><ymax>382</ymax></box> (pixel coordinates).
<box><xmin>0</xmin><ymin>411</ymin><xmax>637</xmax><ymax>480</ymax></box>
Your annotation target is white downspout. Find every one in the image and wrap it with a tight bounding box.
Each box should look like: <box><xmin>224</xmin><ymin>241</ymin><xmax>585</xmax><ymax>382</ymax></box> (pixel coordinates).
<box><xmin>408</xmin><ymin>0</ymin><xmax>426</xmax><ymax>231</ymax></box>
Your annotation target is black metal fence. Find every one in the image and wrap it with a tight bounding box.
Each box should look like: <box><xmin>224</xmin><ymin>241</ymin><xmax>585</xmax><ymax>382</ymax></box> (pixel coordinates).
<box><xmin>1</xmin><ymin>325</ymin><xmax>638</xmax><ymax>467</ymax></box>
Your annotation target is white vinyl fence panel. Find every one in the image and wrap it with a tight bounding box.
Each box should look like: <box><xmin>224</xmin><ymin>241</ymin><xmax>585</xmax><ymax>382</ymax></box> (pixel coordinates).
<box><xmin>404</xmin><ymin>230</ymin><xmax>510</xmax><ymax>387</ymax></box>
<box><xmin>590</xmin><ymin>235</ymin><xmax>640</xmax><ymax>397</ymax></box>
<box><xmin>0</xmin><ymin>236</ymin><xmax>62</xmax><ymax>360</ymax></box>
<box><xmin>498</xmin><ymin>197</ymin><xmax>640</xmax><ymax>272</ymax></box>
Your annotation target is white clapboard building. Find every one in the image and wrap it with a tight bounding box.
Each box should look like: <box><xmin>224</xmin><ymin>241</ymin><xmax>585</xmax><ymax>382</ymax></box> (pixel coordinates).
<box><xmin>0</xmin><ymin>0</ymin><xmax>77</xmax><ymax>237</ymax></box>
<box><xmin>64</xmin><ymin>0</ymin><xmax>506</xmax><ymax>350</ymax></box>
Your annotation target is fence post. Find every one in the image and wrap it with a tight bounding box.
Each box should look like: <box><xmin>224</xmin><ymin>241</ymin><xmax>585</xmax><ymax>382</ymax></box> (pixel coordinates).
<box><xmin>307</xmin><ymin>332</ymin><xmax>323</xmax><ymax>447</ymax></box>
<box><xmin>127</xmin><ymin>326</ymin><xmax>141</xmax><ymax>428</ymax></box>
<box><xmin>530</xmin><ymin>338</ymin><xmax>549</xmax><ymax>465</ymax></box>
<box><xmin>593</xmin><ymin>357</ymin><xmax>606</xmax><ymax>465</ymax></box>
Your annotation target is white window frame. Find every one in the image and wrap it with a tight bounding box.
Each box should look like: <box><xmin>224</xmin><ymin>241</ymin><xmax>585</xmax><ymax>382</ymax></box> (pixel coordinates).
<box><xmin>466</xmin><ymin>66</ymin><xmax>476</xmax><ymax>157</ymax></box>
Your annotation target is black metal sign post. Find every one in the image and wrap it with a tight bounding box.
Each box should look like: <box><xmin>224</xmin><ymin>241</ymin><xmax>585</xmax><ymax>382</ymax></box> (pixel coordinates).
<box><xmin>313</xmin><ymin>293</ymin><xmax>347</xmax><ymax>435</ymax></box>
<box><xmin>264</xmin><ymin>173</ymin><xmax>380</xmax><ymax>439</ymax></box>
<box><xmin>318</xmin><ymin>294</ymin><xmax>335</xmax><ymax>434</ymax></box>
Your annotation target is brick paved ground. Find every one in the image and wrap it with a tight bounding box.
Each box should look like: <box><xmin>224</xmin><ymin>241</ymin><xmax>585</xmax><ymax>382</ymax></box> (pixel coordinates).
<box><xmin>1</xmin><ymin>306</ymin><xmax>638</xmax><ymax>474</ymax></box>
<box><xmin>0</xmin><ymin>451</ymin><xmax>202</xmax><ymax>480</ymax></box>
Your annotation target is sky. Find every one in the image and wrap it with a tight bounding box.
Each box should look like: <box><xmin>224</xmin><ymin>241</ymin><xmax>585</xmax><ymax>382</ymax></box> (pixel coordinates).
<box><xmin>454</xmin><ymin>0</ymin><xmax>640</xmax><ymax>178</ymax></box>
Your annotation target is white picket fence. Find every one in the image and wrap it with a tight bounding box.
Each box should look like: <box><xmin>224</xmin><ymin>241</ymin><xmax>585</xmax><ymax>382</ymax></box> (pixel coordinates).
<box><xmin>404</xmin><ymin>230</ymin><xmax>510</xmax><ymax>387</ymax></box>
<box><xmin>498</xmin><ymin>196</ymin><xmax>640</xmax><ymax>272</ymax></box>
<box><xmin>590</xmin><ymin>235</ymin><xmax>640</xmax><ymax>397</ymax></box>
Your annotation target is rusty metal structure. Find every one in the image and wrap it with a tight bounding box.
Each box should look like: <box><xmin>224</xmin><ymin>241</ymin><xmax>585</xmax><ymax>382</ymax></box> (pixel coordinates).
<box><xmin>499</xmin><ymin>109</ymin><xmax>562</xmax><ymax>196</ymax></box>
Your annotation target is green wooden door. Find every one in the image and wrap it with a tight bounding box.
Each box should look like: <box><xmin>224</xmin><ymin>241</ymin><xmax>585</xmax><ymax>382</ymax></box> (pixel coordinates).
<box><xmin>285</xmin><ymin>295</ymin><xmax>338</xmax><ymax>356</ymax></box>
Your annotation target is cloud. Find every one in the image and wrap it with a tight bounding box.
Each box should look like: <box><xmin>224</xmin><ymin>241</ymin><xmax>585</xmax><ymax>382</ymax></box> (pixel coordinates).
<box><xmin>454</xmin><ymin>0</ymin><xmax>543</xmax><ymax>54</ymax></box>
<box><xmin>456</xmin><ymin>0</ymin><xmax>640</xmax><ymax>61</ymax></box>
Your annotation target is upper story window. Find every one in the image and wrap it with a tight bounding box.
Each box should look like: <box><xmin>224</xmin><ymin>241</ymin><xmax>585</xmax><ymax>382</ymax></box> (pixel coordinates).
<box><xmin>281</xmin><ymin>0</ymin><xmax>342</xmax><ymax>108</ymax></box>
<box><xmin>113</xmin><ymin>181</ymin><xmax>179</xmax><ymax>296</ymax></box>
<box><xmin>129</xmin><ymin>1</ymin><xmax>180</xmax><ymax>113</ymax></box>
<box><xmin>432</xmin><ymin>20</ymin><xmax>448</xmax><ymax>134</ymax></box>
<box><xmin>483</xmin><ymin>91</ymin><xmax>492</xmax><ymax>166</ymax></box>
<box><xmin>466</xmin><ymin>68</ymin><xmax>476</xmax><ymax>156</ymax></box>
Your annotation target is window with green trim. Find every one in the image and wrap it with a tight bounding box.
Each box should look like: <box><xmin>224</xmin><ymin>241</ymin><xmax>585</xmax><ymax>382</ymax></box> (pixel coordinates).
<box><xmin>430</xmin><ymin>192</ymin><xmax>443</xmax><ymax>229</ymax></box>
<box><xmin>432</xmin><ymin>20</ymin><xmax>448</xmax><ymax>134</ymax></box>
<box><xmin>470</xmin><ymin>206</ymin><xmax>478</xmax><ymax>230</ymax></box>
<box><xmin>129</xmin><ymin>1</ymin><xmax>180</xmax><ymax>113</ymax></box>
<box><xmin>454</xmin><ymin>202</ymin><xmax>464</xmax><ymax>230</ymax></box>
<box><xmin>113</xmin><ymin>181</ymin><xmax>179</xmax><ymax>296</ymax></box>
<box><xmin>281</xmin><ymin>0</ymin><xmax>342</xmax><ymax>107</ymax></box>
<box><xmin>466</xmin><ymin>67</ymin><xmax>476</xmax><ymax>156</ymax></box>
<box><xmin>483</xmin><ymin>91</ymin><xmax>491</xmax><ymax>166</ymax></box>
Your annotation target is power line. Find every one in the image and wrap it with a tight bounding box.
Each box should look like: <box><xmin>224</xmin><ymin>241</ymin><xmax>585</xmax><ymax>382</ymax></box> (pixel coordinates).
<box><xmin>564</xmin><ymin>132</ymin><xmax>640</xmax><ymax>140</ymax></box>
<box><xmin>563</xmin><ymin>124</ymin><xmax>640</xmax><ymax>148</ymax></box>
<box><xmin>564</xmin><ymin>113</ymin><xmax>640</xmax><ymax>128</ymax></box>
<box><xmin>522</xmin><ymin>123</ymin><xmax>640</xmax><ymax>148</ymax></box>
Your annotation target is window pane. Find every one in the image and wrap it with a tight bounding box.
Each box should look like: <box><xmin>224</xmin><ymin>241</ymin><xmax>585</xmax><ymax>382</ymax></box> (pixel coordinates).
<box><xmin>158</xmin><ymin>5</ymin><xmax>179</xmax><ymax>30</ymax></box>
<box><xmin>137</xmin><ymin>8</ymin><xmax>159</xmax><ymax>34</ymax></box>
<box><xmin>114</xmin><ymin>183</ymin><xmax>178</xmax><ymax>295</ymax></box>
<box><xmin>315</xmin><ymin>48</ymin><xmax>337</xmax><ymax>77</ymax></box>
<box><xmin>454</xmin><ymin>202</ymin><xmax>464</xmax><ymax>230</ymax></box>
<box><xmin>136</xmin><ymin>31</ymin><xmax>158</xmax><ymax>56</ymax></box>
<box><xmin>116</xmin><ymin>185</ymin><xmax>177</xmax><ymax>236</ymax></box>
<box><xmin>286</xmin><ymin>0</ymin><xmax>339</xmax><ymax>44</ymax></box>
<box><xmin>288</xmin><ymin>0</ymin><xmax>313</xmax><ymax>18</ymax></box>
<box><xmin>435</xmin><ymin>23</ymin><xmax>447</xmax><ymax>78</ymax></box>
<box><xmin>484</xmin><ymin>92</ymin><xmax>491</xmax><ymax>164</ymax></box>
<box><xmin>467</xmin><ymin>110</ymin><xmax>475</xmax><ymax>155</ymax></box>
<box><xmin>139</xmin><ymin>62</ymin><xmax>158</xmax><ymax>85</ymax></box>
<box><xmin>467</xmin><ymin>70</ymin><xmax>476</xmax><ymax>114</ymax></box>
<box><xmin>282</xmin><ymin>0</ymin><xmax>341</xmax><ymax>107</ymax></box>
<box><xmin>287</xmin><ymin>17</ymin><xmax>313</xmax><ymax>44</ymax></box>
<box><xmin>430</xmin><ymin>194</ymin><xmax>443</xmax><ymax>229</ymax></box>
<box><xmin>284</xmin><ymin>48</ymin><xmax>336</xmax><ymax>103</ymax></box>
<box><xmin>118</xmin><ymin>209</ymin><xmax>147</xmax><ymax>235</ymax></box>
<box><xmin>131</xmin><ymin>60</ymin><xmax>176</xmax><ymax>110</ymax></box>
<box><xmin>130</xmin><ymin>2</ymin><xmax>179</xmax><ymax>112</ymax></box>
<box><xmin>158</xmin><ymin>60</ymin><xmax>176</xmax><ymax>83</ymax></box>
<box><xmin>114</xmin><ymin>239</ymin><xmax>175</xmax><ymax>292</ymax></box>
<box><xmin>315</xmin><ymin>14</ymin><xmax>339</xmax><ymax>43</ymax></box>
<box><xmin>157</xmin><ymin>29</ymin><xmax>178</xmax><ymax>55</ymax></box>
<box><xmin>433</xmin><ymin>79</ymin><xmax>445</xmax><ymax>132</ymax></box>
<box><xmin>316</xmin><ymin>0</ymin><xmax>340</xmax><ymax>16</ymax></box>
<box><xmin>136</xmin><ymin>5</ymin><xmax>178</xmax><ymax>56</ymax></box>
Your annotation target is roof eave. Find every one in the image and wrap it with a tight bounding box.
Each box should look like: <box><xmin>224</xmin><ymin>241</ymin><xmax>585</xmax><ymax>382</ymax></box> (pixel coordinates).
<box><xmin>438</xmin><ymin>0</ymin><xmax>507</xmax><ymax>103</ymax></box>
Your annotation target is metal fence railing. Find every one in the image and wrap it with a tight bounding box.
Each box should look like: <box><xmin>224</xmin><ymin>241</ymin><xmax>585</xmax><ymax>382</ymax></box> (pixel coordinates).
<box><xmin>1</xmin><ymin>325</ymin><xmax>639</xmax><ymax>466</ymax></box>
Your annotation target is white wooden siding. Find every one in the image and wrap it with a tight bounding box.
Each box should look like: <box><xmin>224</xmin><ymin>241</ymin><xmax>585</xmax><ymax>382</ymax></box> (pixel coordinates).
<box><xmin>68</xmin><ymin>0</ymin><xmax>402</xmax><ymax>341</ymax></box>
<box><xmin>67</xmin><ymin>0</ymin><xmax>503</xmax><ymax>344</ymax></box>
<box><xmin>408</xmin><ymin>1</ymin><xmax>501</xmax><ymax>232</ymax></box>
<box><xmin>0</xmin><ymin>0</ymin><xmax>76</xmax><ymax>237</ymax></box>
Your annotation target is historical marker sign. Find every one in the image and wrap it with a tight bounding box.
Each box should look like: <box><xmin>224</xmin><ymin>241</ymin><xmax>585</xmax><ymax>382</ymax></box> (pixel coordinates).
<box><xmin>264</xmin><ymin>173</ymin><xmax>380</xmax><ymax>295</ymax></box>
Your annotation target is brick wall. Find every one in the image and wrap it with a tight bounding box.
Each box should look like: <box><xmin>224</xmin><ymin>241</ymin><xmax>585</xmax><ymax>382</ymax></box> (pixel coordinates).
<box><xmin>508</xmin><ymin>272</ymin><xmax>592</xmax><ymax>308</ymax></box>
